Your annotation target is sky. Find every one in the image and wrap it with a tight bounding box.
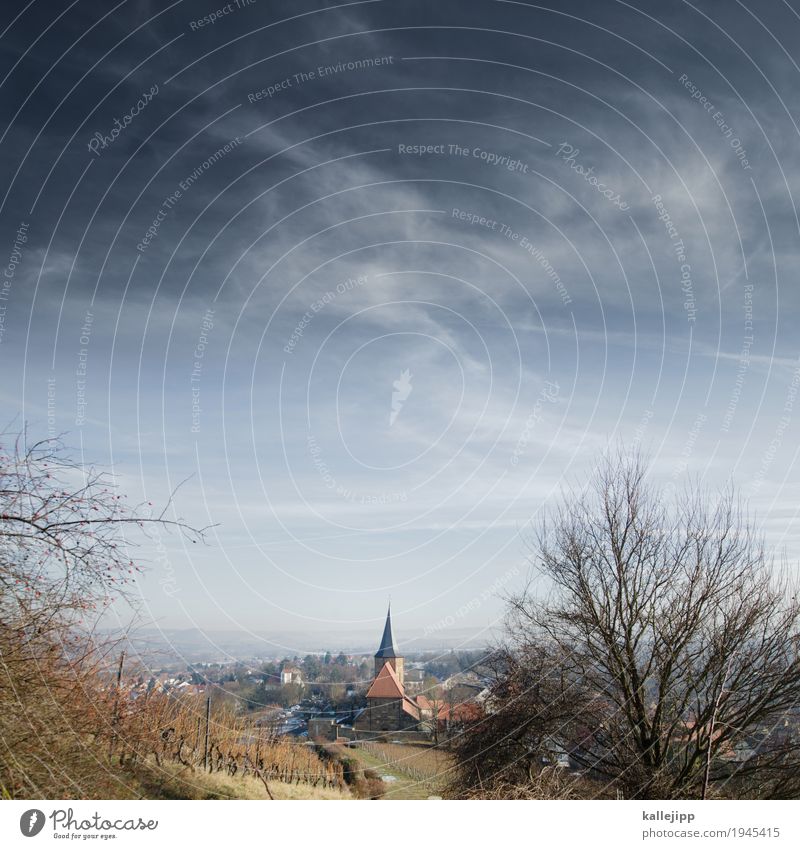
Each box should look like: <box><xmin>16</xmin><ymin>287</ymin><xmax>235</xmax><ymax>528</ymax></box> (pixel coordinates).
<box><xmin>1</xmin><ymin>0</ymin><xmax>800</xmax><ymax>653</ymax></box>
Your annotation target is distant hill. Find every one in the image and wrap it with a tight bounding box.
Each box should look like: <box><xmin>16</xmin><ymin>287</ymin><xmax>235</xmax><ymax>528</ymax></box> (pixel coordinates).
<box><xmin>115</xmin><ymin>626</ymin><xmax>494</xmax><ymax>664</ymax></box>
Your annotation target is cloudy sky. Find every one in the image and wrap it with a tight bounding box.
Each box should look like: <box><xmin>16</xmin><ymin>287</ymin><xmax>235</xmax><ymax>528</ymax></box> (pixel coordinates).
<box><xmin>2</xmin><ymin>0</ymin><xmax>799</xmax><ymax>651</ymax></box>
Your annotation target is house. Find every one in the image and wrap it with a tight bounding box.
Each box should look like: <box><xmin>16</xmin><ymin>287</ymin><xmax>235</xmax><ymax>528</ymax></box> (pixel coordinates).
<box><xmin>403</xmin><ymin>668</ymin><xmax>425</xmax><ymax>694</ymax></box>
<box><xmin>280</xmin><ymin>664</ymin><xmax>303</xmax><ymax>686</ymax></box>
<box><xmin>416</xmin><ymin>694</ymin><xmax>436</xmax><ymax>718</ymax></box>
<box><xmin>442</xmin><ymin>671</ymin><xmax>482</xmax><ymax>691</ymax></box>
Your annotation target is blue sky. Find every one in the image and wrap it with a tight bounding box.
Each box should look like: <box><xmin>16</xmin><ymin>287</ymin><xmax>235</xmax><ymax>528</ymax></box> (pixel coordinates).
<box><xmin>2</xmin><ymin>0</ymin><xmax>800</xmax><ymax>651</ymax></box>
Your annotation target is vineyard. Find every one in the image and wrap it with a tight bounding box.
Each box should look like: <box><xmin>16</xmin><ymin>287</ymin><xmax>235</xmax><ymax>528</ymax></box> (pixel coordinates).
<box><xmin>107</xmin><ymin>690</ymin><xmax>345</xmax><ymax>797</ymax></box>
<box><xmin>357</xmin><ymin>741</ymin><xmax>454</xmax><ymax>789</ymax></box>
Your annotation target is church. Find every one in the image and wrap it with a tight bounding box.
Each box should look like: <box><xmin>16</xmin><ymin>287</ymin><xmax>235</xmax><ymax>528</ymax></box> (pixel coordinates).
<box><xmin>355</xmin><ymin>607</ymin><xmax>421</xmax><ymax>735</ymax></box>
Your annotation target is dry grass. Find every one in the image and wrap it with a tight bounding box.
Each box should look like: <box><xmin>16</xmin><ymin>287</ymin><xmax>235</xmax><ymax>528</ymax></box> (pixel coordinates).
<box><xmin>451</xmin><ymin>771</ymin><xmax>586</xmax><ymax>800</ymax></box>
<box><xmin>359</xmin><ymin>741</ymin><xmax>454</xmax><ymax>783</ymax></box>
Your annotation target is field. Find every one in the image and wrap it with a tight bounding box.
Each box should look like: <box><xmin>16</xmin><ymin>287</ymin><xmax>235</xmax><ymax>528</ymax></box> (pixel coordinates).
<box><xmin>347</xmin><ymin>742</ymin><xmax>454</xmax><ymax>799</ymax></box>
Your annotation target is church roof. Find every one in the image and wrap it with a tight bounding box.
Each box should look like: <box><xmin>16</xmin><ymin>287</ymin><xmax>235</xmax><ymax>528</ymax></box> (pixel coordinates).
<box><xmin>401</xmin><ymin>696</ymin><xmax>420</xmax><ymax>720</ymax></box>
<box><xmin>375</xmin><ymin>606</ymin><xmax>399</xmax><ymax>658</ymax></box>
<box><xmin>366</xmin><ymin>661</ymin><xmax>404</xmax><ymax>699</ymax></box>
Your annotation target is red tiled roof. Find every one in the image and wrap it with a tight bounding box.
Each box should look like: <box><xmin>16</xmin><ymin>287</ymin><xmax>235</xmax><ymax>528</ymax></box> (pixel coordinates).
<box><xmin>366</xmin><ymin>662</ymin><xmax>404</xmax><ymax>699</ymax></box>
<box><xmin>415</xmin><ymin>695</ymin><xmax>449</xmax><ymax>717</ymax></box>
<box><xmin>402</xmin><ymin>696</ymin><xmax>420</xmax><ymax>720</ymax></box>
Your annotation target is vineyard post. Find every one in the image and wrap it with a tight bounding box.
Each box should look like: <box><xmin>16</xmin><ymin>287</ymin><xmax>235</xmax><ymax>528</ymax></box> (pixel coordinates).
<box><xmin>203</xmin><ymin>696</ymin><xmax>211</xmax><ymax>771</ymax></box>
<box><xmin>109</xmin><ymin>651</ymin><xmax>125</xmax><ymax>758</ymax></box>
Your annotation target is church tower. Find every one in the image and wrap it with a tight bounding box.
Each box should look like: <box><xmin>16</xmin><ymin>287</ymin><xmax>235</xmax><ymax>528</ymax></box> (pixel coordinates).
<box><xmin>374</xmin><ymin>605</ymin><xmax>404</xmax><ymax>685</ymax></box>
<box><xmin>356</xmin><ymin>606</ymin><xmax>420</xmax><ymax>734</ymax></box>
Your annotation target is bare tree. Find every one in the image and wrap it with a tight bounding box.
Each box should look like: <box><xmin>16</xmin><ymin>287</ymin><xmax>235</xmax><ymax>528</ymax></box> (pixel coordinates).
<box><xmin>0</xmin><ymin>431</ymin><xmax>205</xmax><ymax>627</ymax></box>
<box><xmin>450</xmin><ymin>452</ymin><xmax>800</xmax><ymax>799</ymax></box>
<box><xmin>447</xmin><ymin>643</ymin><xmax>588</xmax><ymax>795</ymax></box>
<box><xmin>0</xmin><ymin>430</ymin><xmax>206</xmax><ymax>797</ymax></box>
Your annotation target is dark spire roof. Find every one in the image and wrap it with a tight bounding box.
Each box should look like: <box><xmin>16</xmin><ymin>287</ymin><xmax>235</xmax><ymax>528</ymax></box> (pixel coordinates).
<box><xmin>375</xmin><ymin>605</ymin><xmax>399</xmax><ymax>658</ymax></box>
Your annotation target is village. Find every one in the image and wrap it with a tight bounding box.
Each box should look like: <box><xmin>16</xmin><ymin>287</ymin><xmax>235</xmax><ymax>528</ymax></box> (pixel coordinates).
<box><xmin>92</xmin><ymin>609</ymin><xmax>490</xmax><ymax>798</ymax></box>
<box><xmin>122</xmin><ymin>609</ymin><xmax>488</xmax><ymax>748</ymax></box>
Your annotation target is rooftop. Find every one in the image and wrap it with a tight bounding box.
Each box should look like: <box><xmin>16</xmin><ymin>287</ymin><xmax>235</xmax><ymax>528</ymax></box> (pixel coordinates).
<box><xmin>374</xmin><ymin>606</ymin><xmax>399</xmax><ymax>658</ymax></box>
<box><xmin>366</xmin><ymin>661</ymin><xmax>404</xmax><ymax>699</ymax></box>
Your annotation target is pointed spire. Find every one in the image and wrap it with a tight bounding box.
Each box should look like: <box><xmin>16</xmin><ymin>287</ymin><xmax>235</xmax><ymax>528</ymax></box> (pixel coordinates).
<box><xmin>375</xmin><ymin>604</ymin><xmax>399</xmax><ymax>658</ymax></box>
